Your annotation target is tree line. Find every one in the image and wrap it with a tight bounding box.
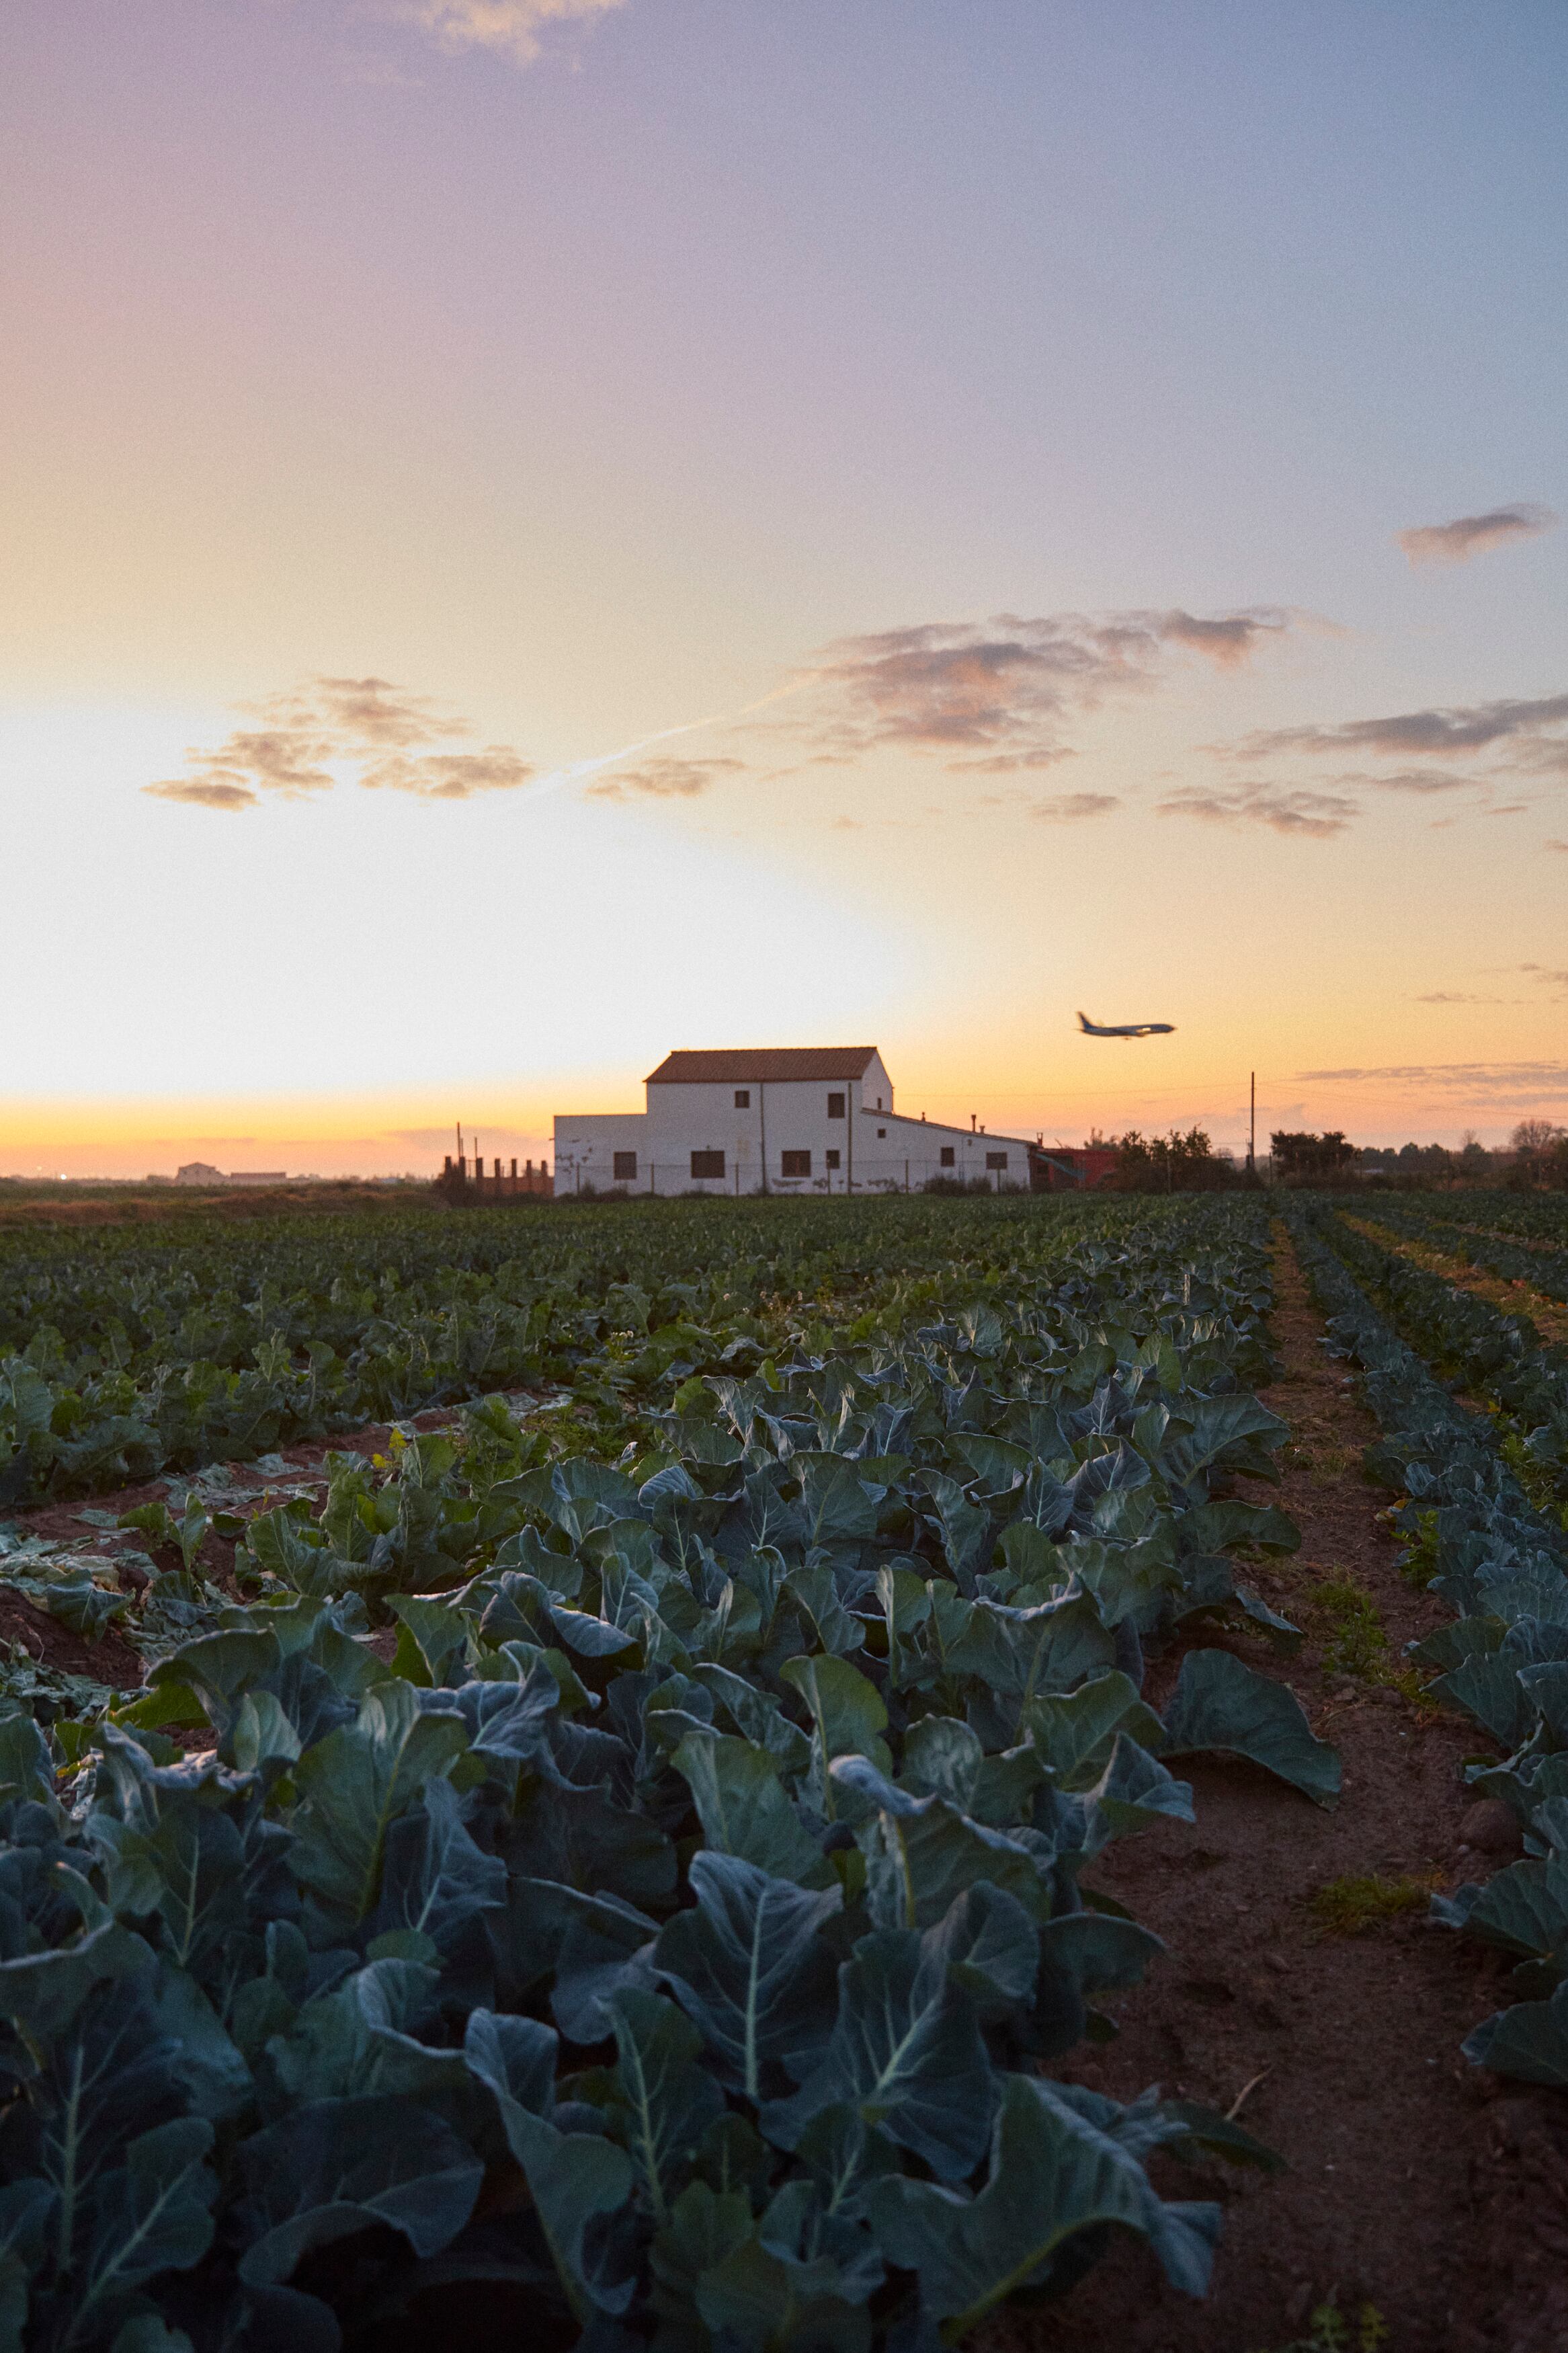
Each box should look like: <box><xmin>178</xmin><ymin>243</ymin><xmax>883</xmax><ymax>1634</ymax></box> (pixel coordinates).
<box><xmin>1106</xmin><ymin>1119</ymin><xmax>1568</xmax><ymax>1193</ymax></box>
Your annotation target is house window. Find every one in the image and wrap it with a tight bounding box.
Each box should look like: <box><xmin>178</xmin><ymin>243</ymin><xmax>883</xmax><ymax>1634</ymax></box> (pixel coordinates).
<box><xmin>986</xmin><ymin>1152</ymin><xmax>1007</xmax><ymax>1171</ymax></box>
<box><xmin>734</xmin><ymin>1090</ymin><xmax>750</xmax><ymax>1109</ymax></box>
<box><xmin>827</xmin><ymin>1092</ymin><xmax>845</xmax><ymax>1119</ymax></box>
<box><xmin>613</xmin><ymin>1152</ymin><xmax>638</xmax><ymax>1181</ymax></box>
<box><xmin>690</xmin><ymin>1150</ymin><xmax>725</xmax><ymax>1179</ymax></box>
<box><xmin>940</xmin><ymin>1147</ymin><xmax>955</xmax><ymax>1168</ymax></box>
<box><xmin>876</xmin><ymin>1097</ymin><xmax>882</xmax><ymax>1109</ymax></box>
<box><xmin>876</xmin><ymin>1127</ymin><xmax>886</xmax><ymax>1139</ymax></box>
<box><xmin>781</xmin><ymin>1150</ymin><xmax>811</xmax><ymax>1177</ymax></box>
<box><xmin>825</xmin><ymin>1149</ymin><xmax>841</xmax><ymax>1170</ymax></box>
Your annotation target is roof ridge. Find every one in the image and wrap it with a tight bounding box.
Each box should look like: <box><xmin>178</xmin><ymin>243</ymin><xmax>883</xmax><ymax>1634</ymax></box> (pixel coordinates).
<box><xmin>645</xmin><ymin>1046</ymin><xmax>881</xmax><ymax>1084</ymax></box>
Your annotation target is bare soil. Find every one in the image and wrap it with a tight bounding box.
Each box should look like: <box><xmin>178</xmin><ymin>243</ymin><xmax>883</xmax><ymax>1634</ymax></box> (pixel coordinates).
<box><xmin>1001</xmin><ymin>1234</ymin><xmax>1568</xmax><ymax>2353</ymax></box>
<box><xmin>3</xmin><ymin>1398</ymin><xmax>537</xmax><ymax>1687</ymax></box>
<box><xmin>9</xmin><ymin>1248</ymin><xmax>1568</xmax><ymax>2346</ymax></box>
<box><xmin>1346</xmin><ymin>1213</ymin><xmax>1568</xmax><ymax>1347</ymax></box>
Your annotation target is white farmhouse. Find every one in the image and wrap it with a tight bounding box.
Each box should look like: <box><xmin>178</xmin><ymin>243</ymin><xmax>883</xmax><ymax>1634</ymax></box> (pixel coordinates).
<box><xmin>552</xmin><ymin>1047</ymin><xmax>1037</xmax><ymax>1197</ymax></box>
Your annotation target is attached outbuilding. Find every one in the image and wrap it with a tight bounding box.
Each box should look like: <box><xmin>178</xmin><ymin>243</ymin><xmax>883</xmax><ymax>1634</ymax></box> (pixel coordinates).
<box><xmin>552</xmin><ymin>1047</ymin><xmax>1037</xmax><ymax>1197</ymax></box>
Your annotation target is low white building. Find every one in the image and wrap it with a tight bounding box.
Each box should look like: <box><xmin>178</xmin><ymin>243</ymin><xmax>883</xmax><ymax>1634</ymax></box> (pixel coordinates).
<box><xmin>552</xmin><ymin>1047</ymin><xmax>1037</xmax><ymax>1198</ymax></box>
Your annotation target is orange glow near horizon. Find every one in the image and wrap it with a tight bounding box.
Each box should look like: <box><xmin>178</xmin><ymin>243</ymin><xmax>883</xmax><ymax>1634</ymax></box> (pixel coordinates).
<box><xmin>3</xmin><ymin>5</ymin><xmax>1563</xmax><ymax>1173</ymax></box>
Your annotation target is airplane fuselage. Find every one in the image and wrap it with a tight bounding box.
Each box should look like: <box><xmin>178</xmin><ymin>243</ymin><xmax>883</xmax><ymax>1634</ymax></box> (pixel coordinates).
<box><xmin>1077</xmin><ymin>1012</ymin><xmax>1175</xmax><ymax>1039</ymax></box>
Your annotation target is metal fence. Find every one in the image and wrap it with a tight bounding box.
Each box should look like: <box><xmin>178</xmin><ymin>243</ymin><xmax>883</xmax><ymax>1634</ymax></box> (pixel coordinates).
<box><xmin>556</xmin><ymin>1155</ymin><xmax>1029</xmax><ymax>1198</ymax></box>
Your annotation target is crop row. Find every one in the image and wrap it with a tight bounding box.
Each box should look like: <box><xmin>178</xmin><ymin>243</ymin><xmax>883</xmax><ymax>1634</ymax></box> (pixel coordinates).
<box><xmin>0</xmin><ymin>1199</ymin><xmax>1333</xmax><ymax>2350</ymax></box>
<box><xmin>1423</xmin><ymin>1191</ymin><xmax>1568</xmax><ymax>1248</ymax></box>
<box><xmin>1319</xmin><ymin>1211</ymin><xmax>1568</xmax><ymax>1513</ymax></box>
<box><xmin>1350</xmin><ymin>1195</ymin><xmax>1568</xmax><ymax>1310</ymax></box>
<box><xmin>1</xmin><ymin>1196</ymin><xmax>1159</xmax><ymax>1509</ymax></box>
<box><xmin>1285</xmin><ymin>1202</ymin><xmax>1568</xmax><ymax>2088</ymax></box>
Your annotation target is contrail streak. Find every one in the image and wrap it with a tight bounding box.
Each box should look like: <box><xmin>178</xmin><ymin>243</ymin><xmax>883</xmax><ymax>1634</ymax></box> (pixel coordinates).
<box><xmin>518</xmin><ymin>676</ymin><xmax>813</xmax><ymax>801</ymax></box>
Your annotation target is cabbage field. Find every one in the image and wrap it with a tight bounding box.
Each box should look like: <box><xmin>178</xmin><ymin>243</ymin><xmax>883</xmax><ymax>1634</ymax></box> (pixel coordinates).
<box><xmin>1284</xmin><ymin>1196</ymin><xmax>1568</xmax><ymax>2090</ymax></box>
<box><xmin>0</xmin><ymin>1195</ymin><xmax>1368</xmax><ymax>2350</ymax></box>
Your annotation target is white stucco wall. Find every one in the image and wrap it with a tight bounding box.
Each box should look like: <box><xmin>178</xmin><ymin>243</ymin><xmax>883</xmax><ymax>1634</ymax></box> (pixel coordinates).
<box><xmin>553</xmin><ymin>1057</ymin><xmax>1033</xmax><ymax>1197</ymax></box>
<box><xmin>551</xmin><ymin>1113</ymin><xmax>651</xmax><ymax>1197</ymax></box>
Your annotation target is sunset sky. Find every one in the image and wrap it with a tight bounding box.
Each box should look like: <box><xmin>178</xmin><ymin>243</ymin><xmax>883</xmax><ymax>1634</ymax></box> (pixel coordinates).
<box><xmin>4</xmin><ymin>1</ymin><xmax>1565</xmax><ymax>1176</ymax></box>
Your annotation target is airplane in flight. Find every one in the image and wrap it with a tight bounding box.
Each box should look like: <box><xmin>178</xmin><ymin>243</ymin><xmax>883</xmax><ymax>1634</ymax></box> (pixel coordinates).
<box><xmin>1077</xmin><ymin>1010</ymin><xmax>1176</xmax><ymax>1039</ymax></box>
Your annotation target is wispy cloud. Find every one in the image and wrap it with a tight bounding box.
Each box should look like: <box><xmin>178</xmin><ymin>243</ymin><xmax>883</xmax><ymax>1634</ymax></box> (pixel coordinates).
<box><xmin>1155</xmin><ymin>785</ymin><xmax>1356</xmax><ymax>837</ymax></box>
<box><xmin>583</xmin><ymin>756</ymin><xmax>745</xmax><ymax>802</ymax></box>
<box><xmin>1548</xmin><ymin>839</ymin><xmax>1568</xmax><ymax>853</ymax></box>
<box><xmin>390</xmin><ymin>1125</ymin><xmax>550</xmax><ymax>1151</ymax></box>
<box><xmin>1028</xmin><ymin>792</ymin><xmax>1121</xmax><ymax>823</ymax></box>
<box><xmin>799</xmin><ymin>606</ymin><xmax>1290</xmax><ymax>770</ymax></box>
<box><xmin>1395</xmin><ymin>504</ymin><xmax>1559</xmax><ymax>567</ymax></box>
<box><xmin>1331</xmin><ymin>766</ymin><xmax>1477</xmax><ymax>796</ymax></box>
<box><xmin>1298</xmin><ymin>1062</ymin><xmax>1568</xmax><ymax>1108</ymax></box>
<box><xmin>360</xmin><ymin>748</ymin><xmax>536</xmax><ymax>799</ymax></box>
<box><xmin>1155</xmin><ymin>609</ymin><xmax>1286</xmax><ymax>668</ymax></box>
<box><xmin>1520</xmin><ymin>964</ymin><xmax>1568</xmax><ymax>1000</ymax></box>
<box><xmin>1415</xmin><ymin>992</ymin><xmax>1510</xmax><ymax>1005</ymax></box>
<box><xmin>370</xmin><ymin>0</ymin><xmax>627</xmax><ymax>69</ymax></box>
<box><xmin>142</xmin><ymin>777</ymin><xmax>267</xmax><ymax>812</ymax></box>
<box><xmin>957</xmin><ymin>746</ymin><xmax>1081</xmax><ymax>776</ymax></box>
<box><xmin>144</xmin><ymin>727</ymin><xmax>339</xmax><ymax>809</ymax></box>
<box><xmin>144</xmin><ymin>676</ymin><xmax>532</xmax><ymax>811</ymax></box>
<box><xmin>306</xmin><ymin>676</ymin><xmax>458</xmax><ymax>746</ymax></box>
<box><xmin>1229</xmin><ymin>691</ymin><xmax>1568</xmax><ymax>764</ymax></box>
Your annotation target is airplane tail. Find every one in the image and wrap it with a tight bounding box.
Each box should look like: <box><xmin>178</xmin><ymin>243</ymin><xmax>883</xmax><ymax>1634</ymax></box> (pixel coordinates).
<box><xmin>1076</xmin><ymin>1012</ymin><xmax>1093</xmax><ymax>1032</ymax></box>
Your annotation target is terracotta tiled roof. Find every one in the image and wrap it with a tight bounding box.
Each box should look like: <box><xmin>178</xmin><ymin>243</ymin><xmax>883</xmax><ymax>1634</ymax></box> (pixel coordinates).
<box><xmin>645</xmin><ymin>1047</ymin><xmax>880</xmax><ymax>1085</ymax></box>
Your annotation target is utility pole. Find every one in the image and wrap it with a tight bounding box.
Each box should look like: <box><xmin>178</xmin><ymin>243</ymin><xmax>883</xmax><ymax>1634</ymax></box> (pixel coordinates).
<box><xmin>1248</xmin><ymin>1072</ymin><xmax>1255</xmax><ymax>1179</ymax></box>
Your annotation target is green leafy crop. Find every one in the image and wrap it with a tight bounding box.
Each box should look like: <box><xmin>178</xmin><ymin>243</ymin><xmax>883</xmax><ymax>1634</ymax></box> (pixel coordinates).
<box><xmin>0</xmin><ymin>1196</ymin><xmax>1314</xmax><ymax>2346</ymax></box>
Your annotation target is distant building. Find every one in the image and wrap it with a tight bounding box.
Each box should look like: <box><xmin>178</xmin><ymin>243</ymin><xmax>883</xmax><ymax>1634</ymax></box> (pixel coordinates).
<box><xmin>173</xmin><ymin>1163</ymin><xmax>286</xmax><ymax>1185</ymax></box>
<box><xmin>552</xmin><ymin>1047</ymin><xmax>1037</xmax><ymax>1197</ymax></box>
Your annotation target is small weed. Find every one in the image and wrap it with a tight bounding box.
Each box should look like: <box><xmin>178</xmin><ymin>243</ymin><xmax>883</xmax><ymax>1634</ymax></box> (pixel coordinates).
<box><xmin>1395</xmin><ymin>1505</ymin><xmax>1441</xmax><ymax>1588</ymax></box>
<box><xmin>1500</xmin><ymin>1432</ymin><xmax>1568</xmax><ymax>1534</ymax></box>
<box><xmin>1307</xmin><ymin>1872</ymin><xmax>1436</xmax><ymax>1936</ymax></box>
<box><xmin>1257</xmin><ymin>2297</ymin><xmax>1391</xmax><ymax>2352</ymax></box>
<box><xmin>1313</xmin><ymin>1573</ymin><xmax>1389</xmax><ymax>1681</ymax></box>
<box><xmin>1385</xmin><ymin>1663</ymin><xmax>1438</xmax><ymax>1712</ymax></box>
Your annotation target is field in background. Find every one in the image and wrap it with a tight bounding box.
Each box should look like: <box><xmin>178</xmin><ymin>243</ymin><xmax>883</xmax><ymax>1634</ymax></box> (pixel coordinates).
<box><xmin>3</xmin><ymin>1191</ymin><xmax>1568</xmax><ymax>2348</ymax></box>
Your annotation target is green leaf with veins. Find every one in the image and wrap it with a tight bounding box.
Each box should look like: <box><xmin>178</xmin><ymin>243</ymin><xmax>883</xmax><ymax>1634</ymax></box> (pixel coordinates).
<box><xmin>290</xmin><ymin>1681</ymin><xmax>469</xmax><ymax>1921</ymax></box>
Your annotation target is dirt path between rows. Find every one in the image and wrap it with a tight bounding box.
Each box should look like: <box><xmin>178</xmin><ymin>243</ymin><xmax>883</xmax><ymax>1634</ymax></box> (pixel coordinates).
<box><xmin>1346</xmin><ymin>1215</ymin><xmax>1568</xmax><ymax>1347</ymax></box>
<box><xmin>1008</xmin><ymin>1234</ymin><xmax>1568</xmax><ymax>2353</ymax></box>
<box><xmin>1</xmin><ymin>1394</ymin><xmax>542</xmax><ymax>1687</ymax></box>
<box><xmin>11</xmin><ymin>1245</ymin><xmax>1568</xmax><ymax>2348</ymax></box>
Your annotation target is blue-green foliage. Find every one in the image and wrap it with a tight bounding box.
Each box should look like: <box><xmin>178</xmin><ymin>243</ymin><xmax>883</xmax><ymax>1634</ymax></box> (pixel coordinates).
<box><xmin>1362</xmin><ymin>1193</ymin><xmax>1568</xmax><ymax>1309</ymax></box>
<box><xmin>1286</xmin><ymin>1202</ymin><xmax>1568</xmax><ymax>2089</ymax></box>
<box><xmin>0</xmin><ymin>1200</ymin><xmax>1306</xmax><ymax>2347</ymax></box>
